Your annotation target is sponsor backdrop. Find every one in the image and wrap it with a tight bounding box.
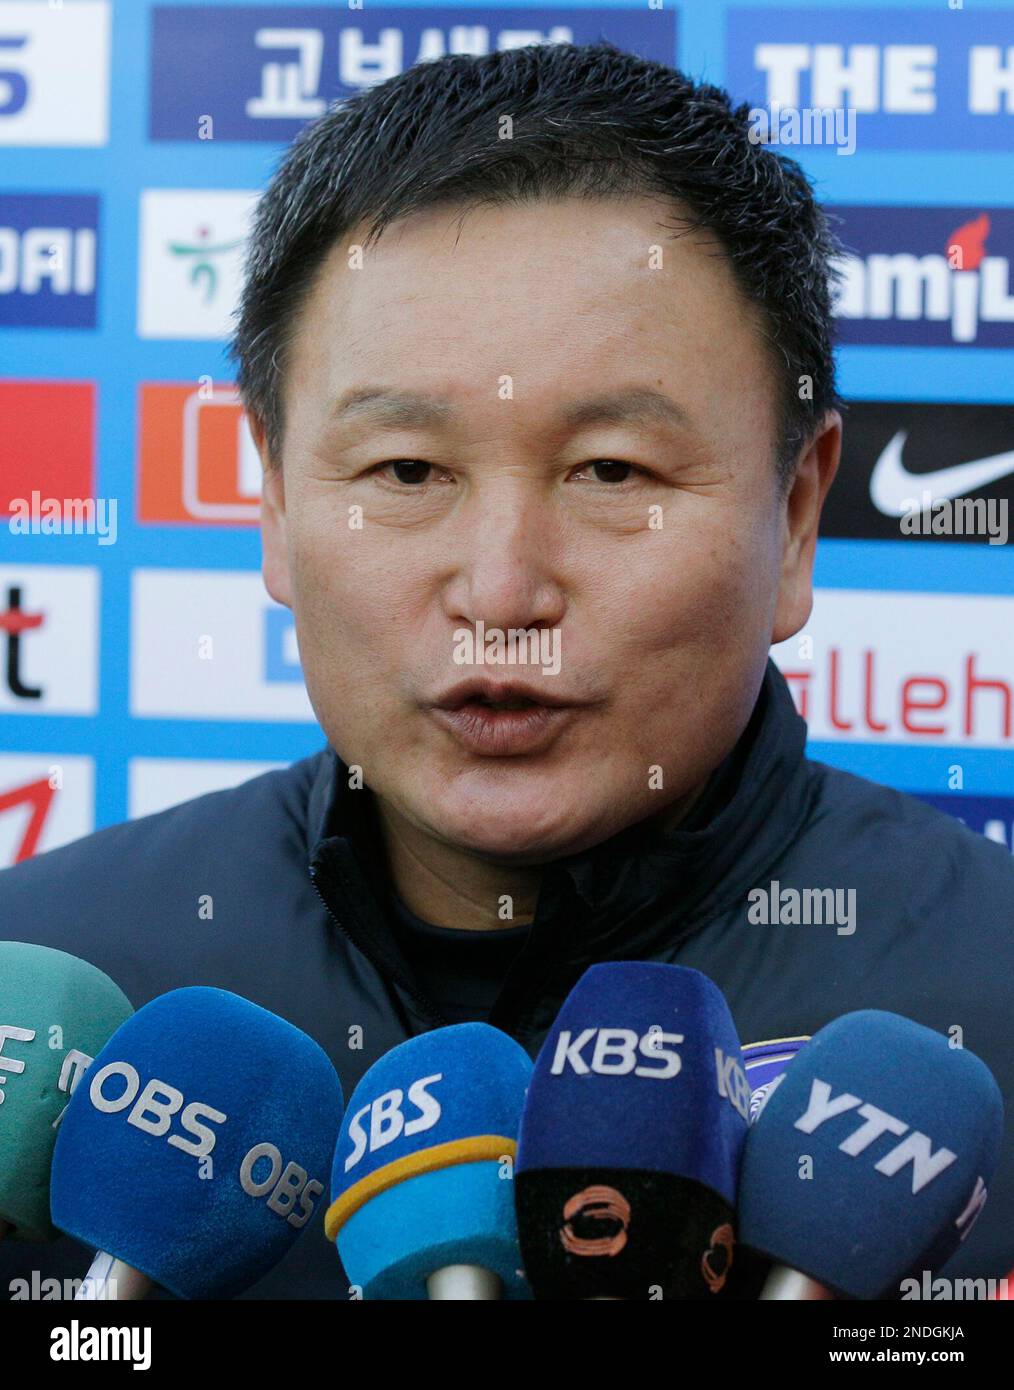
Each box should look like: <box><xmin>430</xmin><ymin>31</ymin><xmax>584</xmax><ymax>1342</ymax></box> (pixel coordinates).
<box><xmin>1</xmin><ymin>0</ymin><xmax>1012</xmax><ymax>866</ymax></box>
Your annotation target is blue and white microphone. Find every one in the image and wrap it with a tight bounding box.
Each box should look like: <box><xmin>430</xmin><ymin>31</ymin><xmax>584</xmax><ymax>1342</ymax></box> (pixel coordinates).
<box><xmin>51</xmin><ymin>986</ymin><xmax>343</xmax><ymax>1299</ymax></box>
<box><xmin>739</xmin><ymin>1009</ymin><xmax>1004</xmax><ymax>1299</ymax></box>
<box><xmin>325</xmin><ymin>1022</ymin><xmax>533</xmax><ymax>1299</ymax></box>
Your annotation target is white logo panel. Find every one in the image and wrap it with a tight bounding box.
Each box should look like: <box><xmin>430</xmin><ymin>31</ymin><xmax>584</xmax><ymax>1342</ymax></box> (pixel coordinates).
<box><xmin>0</xmin><ymin>1</ymin><xmax>109</xmax><ymax>146</ymax></box>
<box><xmin>128</xmin><ymin>756</ymin><xmax>288</xmax><ymax>819</ymax></box>
<box><xmin>772</xmin><ymin>589</ymin><xmax>1014</xmax><ymax>749</ymax></box>
<box><xmin>130</xmin><ymin>569</ymin><xmax>316</xmax><ymax>722</ymax></box>
<box><xmin>138</xmin><ymin>189</ymin><xmax>257</xmax><ymax>339</ymax></box>
<box><xmin>0</xmin><ymin>564</ymin><xmax>99</xmax><ymax>714</ymax></box>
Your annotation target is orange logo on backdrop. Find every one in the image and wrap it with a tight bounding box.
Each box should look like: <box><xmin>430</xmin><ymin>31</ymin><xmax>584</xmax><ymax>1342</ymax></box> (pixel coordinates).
<box><xmin>138</xmin><ymin>384</ymin><xmax>261</xmax><ymax>525</ymax></box>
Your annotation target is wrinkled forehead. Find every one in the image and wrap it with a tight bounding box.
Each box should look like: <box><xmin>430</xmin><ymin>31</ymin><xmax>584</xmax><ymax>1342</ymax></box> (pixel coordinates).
<box><xmin>278</xmin><ymin>196</ymin><xmax>781</xmax><ymax>463</ymax></box>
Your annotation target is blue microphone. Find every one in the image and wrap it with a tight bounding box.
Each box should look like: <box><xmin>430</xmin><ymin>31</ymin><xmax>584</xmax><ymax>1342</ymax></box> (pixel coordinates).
<box><xmin>739</xmin><ymin>1009</ymin><xmax>1004</xmax><ymax>1300</ymax></box>
<box><xmin>50</xmin><ymin>986</ymin><xmax>343</xmax><ymax>1299</ymax></box>
<box><xmin>325</xmin><ymin>1022</ymin><xmax>532</xmax><ymax>1299</ymax></box>
<box><xmin>515</xmin><ymin>962</ymin><xmax>750</xmax><ymax>1299</ymax></box>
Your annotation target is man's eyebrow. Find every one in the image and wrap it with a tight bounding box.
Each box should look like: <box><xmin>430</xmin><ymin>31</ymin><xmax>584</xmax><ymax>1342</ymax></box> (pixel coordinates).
<box><xmin>329</xmin><ymin>386</ymin><xmax>690</xmax><ymax>432</ymax></box>
<box><xmin>329</xmin><ymin>388</ymin><xmax>453</xmax><ymax>428</ymax></box>
<box><xmin>560</xmin><ymin>388</ymin><xmax>689</xmax><ymax>432</ymax></box>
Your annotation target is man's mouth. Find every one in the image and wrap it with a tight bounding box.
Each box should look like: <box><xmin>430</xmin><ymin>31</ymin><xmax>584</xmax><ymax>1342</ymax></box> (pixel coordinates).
<box><xmin>432</xmin><ymin>679</ymin><xmax>576</xmax><ymax>713</ymax></box>
<box><xmin>469</xmin><ymin>695</ymin><xmax>539</xmax><ymax>712</ymax></box>
<box><xmin>428</xmin><ymin>680</ymin><xmax>582</xmax><ymax>755</ymax></box>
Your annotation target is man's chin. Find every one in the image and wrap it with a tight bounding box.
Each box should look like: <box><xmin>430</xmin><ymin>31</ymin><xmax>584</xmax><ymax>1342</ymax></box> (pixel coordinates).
<box><xmin>434</xmin><ymin>827</ymin><xmax>583</xmax><ymax>865</ymax></box>
<box><xmin>417</xmin><ymin>796</ymin><xmax>624</xmax><ymax>865</ymax></box>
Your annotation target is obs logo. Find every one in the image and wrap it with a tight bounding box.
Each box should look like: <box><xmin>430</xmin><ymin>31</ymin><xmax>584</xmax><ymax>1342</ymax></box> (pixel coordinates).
<box><xmin>560</xmin><ymin>1186</ymin><xmax>631</xmax><ymax>1257</ymax></box>
<box><xmin>239</xmin><ymin>1143</ymin><xmax>323</xmax><ymax>1229</ymax></box>
<box><xmin>89</xmin><ymin>1061</ymin><xmax>226</xmax><ymax>1158</ymax></box>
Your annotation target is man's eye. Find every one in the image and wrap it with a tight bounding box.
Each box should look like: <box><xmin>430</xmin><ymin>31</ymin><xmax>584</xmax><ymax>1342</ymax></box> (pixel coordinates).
<box><xmin>379</xmin><ymin>460</ymin><xmax>432</xmax><ymax>485</ymax></box>
<box><xmin>573</xmin><ymin>460</ymin><xmax>639</xmax><ymax>484</ymax></box>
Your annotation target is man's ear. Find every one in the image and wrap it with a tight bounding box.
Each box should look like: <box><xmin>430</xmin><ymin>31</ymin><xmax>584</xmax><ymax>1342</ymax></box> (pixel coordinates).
<box><xmin>772</xmin><ymin>410</ymin><xmax>842</xmax><ymax>644</ymax></box>
<box><xmin>249</xmin><ymin>412</ymin><xmax>292</xmax><ymax>608</ymax></box>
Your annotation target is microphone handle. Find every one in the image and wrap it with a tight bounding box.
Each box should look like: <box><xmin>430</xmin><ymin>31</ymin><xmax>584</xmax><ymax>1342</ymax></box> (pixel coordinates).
<box><xmin>76</xmin><ymin>1250</ymin><xmax>153</xmax><ymax>1301</ymax></box>
<box><xmin>426</xmin><ymin>1264</ymin><xmax>502</xmax><ymax>1300</ymax></box>
<box><xmin>760</xmin><ymin>1265</ymin><xmax>835</xmax><ymax>1300</ymax></box>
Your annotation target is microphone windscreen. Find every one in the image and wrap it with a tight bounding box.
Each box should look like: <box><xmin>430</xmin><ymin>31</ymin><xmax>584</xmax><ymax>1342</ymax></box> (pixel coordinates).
<box><xmin>0</xmin><ymin>941</ymin><xmax>133</xmax><ymax>1240</ymax></box>
<box><xmin>743</xmin><ymin>1036</ymin><xmax>809</xmax><ymax>1121</ymax></box>
<box><xmin>325</xmin><ymin>1022</ymin><xmax>532</xmax><ymax>1299</ymax></box>
<box><xmin>739</xmin><ymin>1009</ymin><xmax>1004</xmax><ymax>1299</ymax></box>
<box><xmin>50</xmin><ymin>986</ymin><xmax>343</xmax><ymax>1298</ymax></box>
<box><xmin>515</xmin><ymin>961</ymin><xmax>750</xmax><ymax>1298</ymax></box>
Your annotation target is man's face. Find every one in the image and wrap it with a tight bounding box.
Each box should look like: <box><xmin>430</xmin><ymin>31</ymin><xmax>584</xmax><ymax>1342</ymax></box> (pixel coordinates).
<box><xmin>259</xmin><ymin>195</ymin><xmax>836</xmax><ymax>863</ymax></box>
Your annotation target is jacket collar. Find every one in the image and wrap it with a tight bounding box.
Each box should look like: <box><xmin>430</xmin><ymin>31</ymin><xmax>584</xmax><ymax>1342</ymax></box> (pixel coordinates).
<box><xmin>306</xmin><ymin>658</ymin><xmax>812</xmax><ymax>957</ymax></box>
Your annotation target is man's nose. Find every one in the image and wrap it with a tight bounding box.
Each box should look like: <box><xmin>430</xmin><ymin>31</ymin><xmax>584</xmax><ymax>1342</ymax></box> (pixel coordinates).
<box><xmin>442</xmin><ymin>479</ymin><xmax>566</xmax><ymax>632</ymax></box>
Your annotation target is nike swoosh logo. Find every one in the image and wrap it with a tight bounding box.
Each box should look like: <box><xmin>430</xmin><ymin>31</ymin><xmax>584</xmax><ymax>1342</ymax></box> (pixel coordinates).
<box><xmin>870</xmin><ymin>431</ymin><xmax>1014</xmax><ymax>516</ymax></box>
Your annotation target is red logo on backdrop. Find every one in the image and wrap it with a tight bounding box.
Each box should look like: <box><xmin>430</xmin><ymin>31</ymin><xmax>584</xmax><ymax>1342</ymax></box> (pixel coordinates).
<box><xmin>138</xmin><ymin>384</ymin><xmax>261</xmax><ymax>525</ymax></box>
<box><xmin>782</xmin><ymin>650</ymin><xmax>1013</xmax><ymax>743</ymax></box>
<box><xmin>947</xmin><ymin>213</ymin><xmax>989</xmax><ymax>271</ymax></box>
<box><xmin>0</xmin><ymin>382</ymin><xmax>95</xmax><ymax>514</ymax></box>
<box><xmin>0</xmin><ymin>586</ymin><xmax>46</xmax><ymax>701</ymax></box>
<box><xmin>0</xmin><ymin>778</ymin><xmax>56</xmax><ymax>863</ymax></box>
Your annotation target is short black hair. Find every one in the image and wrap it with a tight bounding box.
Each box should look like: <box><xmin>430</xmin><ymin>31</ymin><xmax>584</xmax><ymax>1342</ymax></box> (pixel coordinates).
<box><xmin>229</xmin><ymin>40</ymin><xmax>841</xmax><ymax>485</ymax></box>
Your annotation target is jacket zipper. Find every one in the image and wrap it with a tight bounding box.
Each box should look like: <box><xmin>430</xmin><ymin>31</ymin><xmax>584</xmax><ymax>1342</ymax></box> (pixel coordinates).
<box><xmin>308</xmin><ymin>865</ymin><xmax>452</xmax><ymax>1030</ymax></box>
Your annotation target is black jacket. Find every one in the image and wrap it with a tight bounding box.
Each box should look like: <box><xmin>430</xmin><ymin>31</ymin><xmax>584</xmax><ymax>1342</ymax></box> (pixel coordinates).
<box><xmin>2</xmin><ymin>661</ymin><xmax>1013</xmax><ymax>1298</ymax></box>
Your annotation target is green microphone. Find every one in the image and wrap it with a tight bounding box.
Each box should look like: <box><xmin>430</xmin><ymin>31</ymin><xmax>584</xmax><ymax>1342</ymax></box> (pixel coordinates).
<box><xmin>0</xmin><ymin>941</ymin><xmax>133</xmax><ymax>1241</ymax></box>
